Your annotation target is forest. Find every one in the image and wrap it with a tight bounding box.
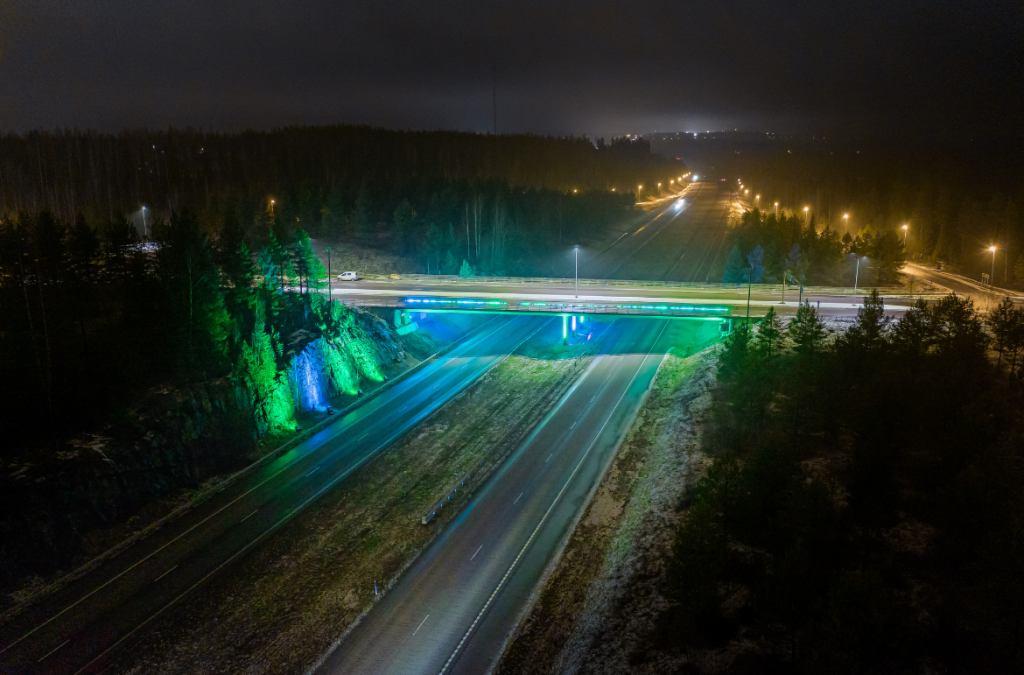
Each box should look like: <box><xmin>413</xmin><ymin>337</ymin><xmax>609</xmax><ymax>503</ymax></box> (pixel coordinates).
<box><xmin>0</xmin><ymin>126</ymin><xmax>678</xmax><ymax>276</ymax></box>
<box><xmin>668</xmin><ymin>139</ymin><xmax>1023</xmax><ymax>287</ymax></box>
<box><xmin>0</xmin><ymin>126</ymin><xmax>679</xmax><ymax>591</ymax></box>
<box><xmin>658</xmin><ymin>294</ymin><xmax>1024</xmax><ymax>672</ymax></box>
<box><xmin>722</xmin><ymin>209</ymin><xmax>906</xmax><ymax>287</ymax></box>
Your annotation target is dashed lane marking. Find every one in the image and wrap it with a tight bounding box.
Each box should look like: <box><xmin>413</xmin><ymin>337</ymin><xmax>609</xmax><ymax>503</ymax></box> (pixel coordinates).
<box><xmin>154</xmin><ymin>565</ymin><xmax>177</xmax><ymax>582</ymax></box>
<box><xmin>413</xmin><ymin>615</ymin><xmax>430</xmax><ymax>636</ymax></box>
<box><xmin>471</xmin><ymin>545</ymin><xmax>483</xmax><ymax>561</ymax></box>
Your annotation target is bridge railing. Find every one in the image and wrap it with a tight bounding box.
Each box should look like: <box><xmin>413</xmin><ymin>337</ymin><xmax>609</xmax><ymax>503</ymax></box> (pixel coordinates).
<box><xmin>335</xmin><ymin>296</ymin><xmax>732</xmax><ymax>318</ymax></box>
<box><xmin>342</xmin><ymin>273</ymin><xmax>936</xmax><ymax>298</ymax></box>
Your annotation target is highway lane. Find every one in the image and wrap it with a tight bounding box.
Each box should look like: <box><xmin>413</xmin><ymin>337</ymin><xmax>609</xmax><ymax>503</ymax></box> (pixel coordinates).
<box><xmin>0</xmin><ymin>315</ymin><xmax>549</xmax><ymax>675</ymax></box>
<box><xmin>612</xmin><ymin>181</ymin><xmax>734</xmax><ymax>283</ymax></box>
<box><xmin>317</xmin><ymin>317</ymin><xmax>675</xmax><ymax>675</ymax></box>
<box><xmin>587</xmin><ymin>182</ymin><xmax>703</xmax><ymax>280</ymax></box>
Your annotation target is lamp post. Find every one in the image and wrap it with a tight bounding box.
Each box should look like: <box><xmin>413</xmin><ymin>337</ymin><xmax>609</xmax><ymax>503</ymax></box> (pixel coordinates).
<box><xmin>853</xmin><ymin>254</ymin><xmax>866</xmax><ymax>297</ymax></box>
<box><xmin>989</xmin><ymin>246</ymin><xmax>996</xmax><ymax>286</ymax></box>
<box><xmin>270</xmin><ymin>199</ymin><xmax>275</xmax><ymax>217</ymax></box>
<box><xmin>902</xmin><ymin>224</ymin><xmax>908</xmax><ymax>248</ymax></box>
<box><xmin>573</xmin><ymin>245</ymin><xmax>580</xmax><ymax>298</ymax></box>
<box><xmin>746</xmin><ymin>266</ymin><xmax>753</xmax><ymax>319</ymax></box>
<box><xmin>326</xmin><ymin>247</ymin><xmax>332</xmax><ymax>304</ymax></box>
<box><xmin>803</xmin><ymin>206</ymin><xmax>809</xmax><ymax>224</ymax></box>
<box><xmin>774</xmin><ymin>202</ymin><xmax>779</xmax><ymax>217</ymax></box>
<box><xmin>843</xmin><ymin>213</ymin><xmax>849</xmax><ymax>235</ymax></box>
<box><xmin>141</xmin><ymin>206</ymin><xmax>148</xmax><ymax>238</ymax></box>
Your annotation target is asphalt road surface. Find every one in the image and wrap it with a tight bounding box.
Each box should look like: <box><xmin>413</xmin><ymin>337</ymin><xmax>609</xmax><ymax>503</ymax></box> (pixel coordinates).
<box><xmin>317</xmin><ymin>317</ymin><xmax>674</xmax><ymax>675</ymax></box>
<box><xmin>0</xmin><ymin>315</ymin><xmax>548</xmax><ymax>675</ymax></box>
<box><xmin>588</xmin><ymin>181</ymin><xmax>736</xmax><ymax>282</ymax></box>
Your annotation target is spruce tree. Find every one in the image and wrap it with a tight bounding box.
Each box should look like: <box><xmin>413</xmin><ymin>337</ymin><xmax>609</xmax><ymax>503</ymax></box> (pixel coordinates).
<box><xmin>789</xmin><ymin>301</ymin><xmax>826</xmax><ymax>356</ymax></box>
<box><xmin>753</xmin><ymin>307</ymin><xmax>785</xmax><ymax>359</ymax></box>
<box><xmin>724</xmin><ymin>245</ymin><xmax>746</xmax><ymax>283</ymax></box>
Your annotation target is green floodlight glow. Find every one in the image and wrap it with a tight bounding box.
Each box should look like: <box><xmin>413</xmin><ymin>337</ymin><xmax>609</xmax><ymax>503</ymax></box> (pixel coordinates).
<box><xmin>405</xmin><ymin>297</ymin><xmax>507</xmax><ymax>307</ymax></box>
<box><xmin>563</xmin><ymin>315</ymin><xmax>567</xmax><ymax>338</ymax></box>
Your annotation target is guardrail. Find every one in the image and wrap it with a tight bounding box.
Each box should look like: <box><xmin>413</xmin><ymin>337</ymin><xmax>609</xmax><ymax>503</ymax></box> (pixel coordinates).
<box><xmin>339</xmin><ymin>296</ymin><xmax>732</xmax><ymax>318</ymax></box>
<box><xmin>336</xmin><ymin>273</ymin><xmax>934</xmax><ymax>298</ymax></box>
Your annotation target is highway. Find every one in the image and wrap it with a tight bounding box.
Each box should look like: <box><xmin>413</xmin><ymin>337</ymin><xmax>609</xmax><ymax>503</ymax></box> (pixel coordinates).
<box><xmin>0</xmin><ymin>315</ymin><xmax>547</xmax><ymax>675</ymax></box>
<box><xmin>593</xmin><ymin>180</ymin><xmax>736</xmax><ymax>282</ymax></box>
<box><xmin>316</xmin><ymin>318</ymin><xmax>681</xmax><ymax>675</ymax></box>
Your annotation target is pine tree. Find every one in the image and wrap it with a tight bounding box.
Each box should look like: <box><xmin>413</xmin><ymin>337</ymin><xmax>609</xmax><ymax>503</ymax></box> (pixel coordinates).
<box><xmin>747</xmin><ymin>245</ymin><xmax>765</xmax><ymax>283</ymax></box>
<box><xmin>987</xmin><ymin>296</ymin><xmax>1021</xmax><ymax>368</ymax></box>
<box><xmin>789</xmin><ymin>301</ymin><xmax>826</xmax><ymax>356</ymax></box>
<box><xmin>753</xmin><ymin>307</ymin><xmax>785</xmax><ymax>359</ymax></box>
<box><xmin>442</xmin><ymin>249</ymin><xmax>458</xmax><ymax>275</ymax></box>
<box><xmin>840</xmin><ymin>290</ymin><xmax>890</xmax><ymax>354</ymax></box>
<box><xmin>459</xmin><ymin>259</ymin><xmax>475</xmax><ymax>278</ymax></box>
<box><xmin>724</xmin><ymin>245</ymin><xmax>746</xmax><ymax>283</ymax></box>
<box><xmin>718</xmin><ymin>321</ymin><xmax>752</xmax><ymax>381</ymax></box>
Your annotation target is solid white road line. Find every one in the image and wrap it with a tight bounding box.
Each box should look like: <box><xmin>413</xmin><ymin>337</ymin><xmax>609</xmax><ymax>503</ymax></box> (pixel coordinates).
<box><xmin>437</xmin><ymin>321</ymin><xmax>669</xmax><ymax>675</ymax></box>
<box><xmin>413</xmin><ymin>615</ymin><xmax>430</xmax><ymax>636</ymax></box>
<box><xmin>37</xmin><ymin>640</ymin><xmax>69</xmax><ymax>663</ymax></box>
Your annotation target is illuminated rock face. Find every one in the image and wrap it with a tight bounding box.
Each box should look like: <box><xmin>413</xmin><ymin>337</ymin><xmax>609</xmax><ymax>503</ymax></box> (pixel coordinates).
<box><xmin>286</xmin><ymin>315</ymin><xmax>390</xmax><ymax>412</ymax></box>
<box><xmin>290</xmin><ymin>348</ymin><xmax>326</xmax><ymax>411</ymax></box>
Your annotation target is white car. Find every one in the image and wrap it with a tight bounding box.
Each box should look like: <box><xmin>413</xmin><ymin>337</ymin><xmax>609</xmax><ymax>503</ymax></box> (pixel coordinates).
<box><xmin>337</xmin><ymin>271</ymin><xmax>358</xmax><ymax>281</ymax></box>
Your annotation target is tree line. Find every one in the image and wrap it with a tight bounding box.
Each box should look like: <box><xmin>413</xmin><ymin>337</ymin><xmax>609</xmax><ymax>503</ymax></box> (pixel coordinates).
<box><xmin>689</xmin><ymin>142</ymin><xmax>1022</xmax><ymax>286</ymax></box>
<box><xmin>658</xmin><ymin>294</ymin><xmax>1024</xmax><ymax>672</ymax></box>
<box><xmin>722</xmin><ymin>208</ymin><xmax>906</xmax><ymax>286</ymax></box>
<box><xmin>0</xmin><ymin>126</ymin><xmax>680</xmax><ymax>276</ymax></box>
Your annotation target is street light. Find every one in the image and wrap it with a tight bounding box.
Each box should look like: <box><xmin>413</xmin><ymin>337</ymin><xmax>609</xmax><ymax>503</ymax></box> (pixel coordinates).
<box><xmin>853</xmin><ymin>254</ymin><xmax>866</xmax><ymax>297</ymax></box>
<box><xmin>141</xmin><ymin>206</ymin><xmax>148</xmax><ymax>238</ymax></box>
<box><xmin>989</xmin><ymin>246</ymin><xmax>997</xmax><ymax>285</ymax></box>
<box><xmin>803</xmin><ymin>206</ymin><xmax>809</xmax><ymax>223</ymax></box>
<box><xmin>902</xmin><ymin>224</ymin><xmax>908</xmax><ymax>248</ymax></box>
<box><xmin>326</xmin><ymin>247</ymin><xmax>332</xmax><ymax>304</ymax></box>
<box><xmin>270</xmin><ymin>199</ymin><xmax>276</xmax><ymax>217</ymax></box>
<box><xmin>573</xmin><ymin>245</ymin><xmax>580</xmax><ymax>298</ymax></box>
<box><xmin>843</xmin><ymin>213</ymin><xmax>849</xmax><ymax>235</ymax></box>
<box><xmin>774</xmin><ymin>201</ymin><xmax>779</xmax><ymax>217</ymax></box>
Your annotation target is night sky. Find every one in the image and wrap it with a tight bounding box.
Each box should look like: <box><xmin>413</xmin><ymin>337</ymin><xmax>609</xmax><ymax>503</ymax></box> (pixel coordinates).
<box><xmin>1</xmin><ymin>0</ymin><xmax>1020</xmax><ymax>142</ymax></box>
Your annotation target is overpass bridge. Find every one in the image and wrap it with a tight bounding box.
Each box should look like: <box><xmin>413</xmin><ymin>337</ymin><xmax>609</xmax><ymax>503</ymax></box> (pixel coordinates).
<box><xmin>327</xmin><ymin>274</ymin><xmax>942</xmax><ymax>322</ymax></box>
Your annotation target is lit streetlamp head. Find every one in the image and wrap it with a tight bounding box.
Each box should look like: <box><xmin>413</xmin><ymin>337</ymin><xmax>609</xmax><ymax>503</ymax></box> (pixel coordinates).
<box><xmin>990</xmin><ymin>246</ymin><xmax>997</xmax><ymax>252</ymax></box>
<box><xmin>903</xmin><ymin>224</ymin><xmax>908</xmax><ymax>231</ymax></box>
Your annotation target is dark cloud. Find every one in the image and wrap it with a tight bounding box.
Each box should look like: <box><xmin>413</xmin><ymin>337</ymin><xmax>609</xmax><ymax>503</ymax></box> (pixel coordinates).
<box><xmin>1</xmin><ymin>0</ymin><xmax>1020</xmax><ymax>141</ymax></box>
